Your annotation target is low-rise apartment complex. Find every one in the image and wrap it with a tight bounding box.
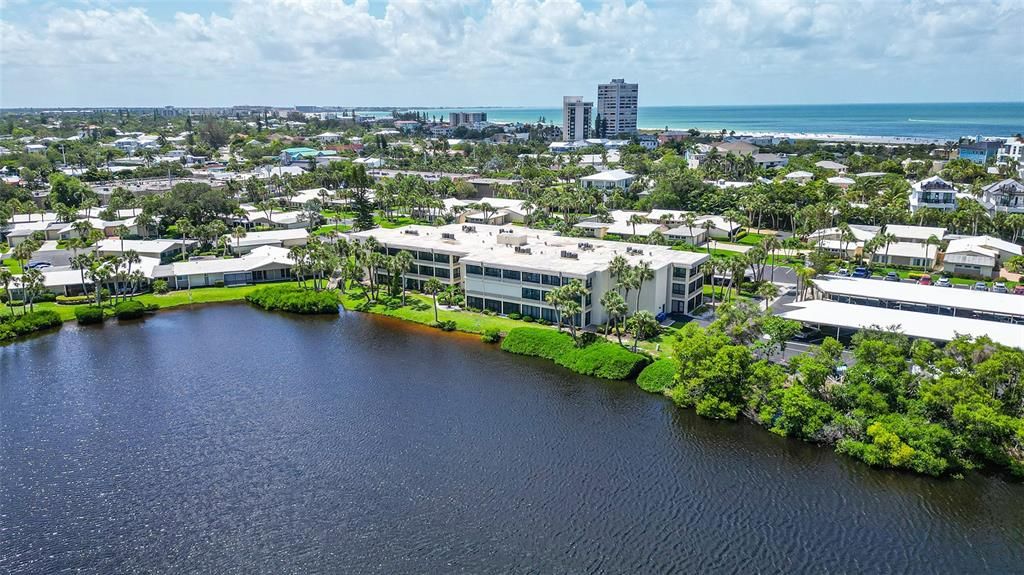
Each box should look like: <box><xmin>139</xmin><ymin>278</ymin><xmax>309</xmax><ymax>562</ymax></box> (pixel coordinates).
<box><xmin>350</xmin><ymin>224</ymin><xmax>708</xmax><ymax>326</ymax></box>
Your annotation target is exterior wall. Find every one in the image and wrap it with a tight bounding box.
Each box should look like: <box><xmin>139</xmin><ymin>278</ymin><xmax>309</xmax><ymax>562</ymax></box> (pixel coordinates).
<box><xmin>597</xmin><ymin>79</ymin><xmax>638</xmax><ymax>136</ymax></box>
<box><xmin>562</xmin><ymin>97</ymin><xmax>593</xmax><ymax>142</ymax></box>
<box><xmin>942</xmin><ymin>261</ymin><xmax>995</xmax><ymax>279</ymax></box>
<box><xmin>872</xmin><ymin>253</ymin><xmax>934</xmax><ymax>268</ymax></box>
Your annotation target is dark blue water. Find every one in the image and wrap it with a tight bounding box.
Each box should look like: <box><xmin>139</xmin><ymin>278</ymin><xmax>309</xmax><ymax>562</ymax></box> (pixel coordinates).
<box><xmin>2</xmin><ymin>304</ymin><xmax>1022</xmax><ymax>573</ymax></box>
<box><xmin>420</xmin><ymin>102</ymin><xmax>1024</xmax><ymax>141</ymax></box>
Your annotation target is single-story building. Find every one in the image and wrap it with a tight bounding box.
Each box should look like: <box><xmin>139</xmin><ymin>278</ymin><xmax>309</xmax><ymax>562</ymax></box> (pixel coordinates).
<box><xmin>942</xmin><ymin>235</ymin><xmax>1023</xmax><ymax>278</ymax></box>
<box><xmin>871</xmin><ymin>242</ymin><xmax>938</xmax><ymax>269</ymax></box>
<box><xmin>96</xmin><ymin>238</ymin><xmax>191</xmax><ymax>264</ymax></box>
<box><xmin>153</xmin><ymin>246</ymin><xmax>295</xmax><ymax>289</ymax></box>
<box><xmin>580</xmin><ymin>169</ymin><xmax>636</xmax><ymax>190</ymax></box>
<box><xmin>228</xmin><ymin>229</ymin><xmax>309</xmax><ymax>255</ymax></box>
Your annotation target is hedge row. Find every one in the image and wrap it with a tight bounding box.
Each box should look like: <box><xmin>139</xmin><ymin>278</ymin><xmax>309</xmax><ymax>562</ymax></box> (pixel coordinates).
<box><xmin>114</xmin><ymin>301</ymin><xmax>152</xmax><ymax>319</ymax></box>
<box><xmin>245</xmin><ymin>285</ymin><xmax>339</xmax><ymax>314</ymax></box>
<box><xmin>75</xmin><ymin>306</ymin><xmax>105</xmax><ymax>324</ymax></box>
<box><xmin>0</xmin><ymin>310</ymin><xmax>63</xmax><ymax>341</ymax></box>
<box><xmin>500</xmin><ymin>327</ymin><xmax>649</xmax><ymax>380</ymax></box>
<box><xmin>636</xmin><ymin>359</ymin><xmax>679</xmax><ymax>393</ymax></box>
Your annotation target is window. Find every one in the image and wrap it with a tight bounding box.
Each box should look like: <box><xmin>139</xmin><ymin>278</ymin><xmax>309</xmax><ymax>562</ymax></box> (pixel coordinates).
<box><xmin>673</xmin><ymin>267</ymin><xmax>688</xmax><ymax>279</ymax></box>
<box><xmin>541</xmin><ymin>307</ymin><xmax>558</xmax><ymax>322</ymax></box>
<box><xmin>502</xmin><ymin>269</ymin><xmax>521</xmax><ymax>281</ymax></box>
<box><xmin>484</xmin><ymin>267</ymin><xmax>501</xmax><ymax>278</ymax></box>
<box><xmin>484</xmin><ymin>299</ymin><xmax>501</xmax><ymax>312</ymax></box>
<box><xmin>584</xmin><ymin>293</ymin><xmax>592</xmax><ymax>306</ymax></box>
<box><xmin>585</xmin><ymin>276</ymin><xmax>593</xmax><ymax>289</ymax></box>
<box><xmin>466</xmin><ymin>264</ymin><xmax>483</xmax><ymax>276</ymax></box>
<box><xmin>542</xmin><ymin>274</ymin><xmax>561</xmax><ymax>286</ymax></box>
<box><xmin>418</xmin><ymin>265</ymin><xmax>434</xmax><ymax>276</ymax></box>
<box><xmin>502</xmin><ymin>302</ymin><xmax>521</xmax><ymax>315</ymax></box>
<box><xmin>433</xmin><ymin>253</ymin><xmax>450</xmax><ymax>264</ymax></box>
<box><xmin>523</xmin><ymin>272</ymin><xmax>541</xmax><ymax>284</ymax></box>
<box><xmin>522</xmin><ymin>288</ymin><xmax>542</xmax><ymax>300</ymax></box>
<box><xmin>672</xmin><ymin>283</ymin><xmax>687</xmax><ymax>295</ymax></box>
<box><xmin>466</xmin><ymin>296</ymin><xmax>484</xmax><ymax>309</ymax></box>
<box><xmin>453</xmin><ymin>268</ymin><xmax>461</xmax><ymax>279</ymax></box>
<box><xmin>435</xmin><ymin>267</ymin><xmax>450</xmax><ymax>279</ymax></box>
<box><xmin>418</xmin><ymin>250</ymin><xmax>433</xmax><ymax>261</ymax></box>
<box><xmin>522</xmin><ymin>305</ymin><xmax>541</xmax><ymax>319</ymax></box>
<box><xmin>585</xmin><ymin>312</ymin><xmax>591</xmax><ymax>326</ymax></box>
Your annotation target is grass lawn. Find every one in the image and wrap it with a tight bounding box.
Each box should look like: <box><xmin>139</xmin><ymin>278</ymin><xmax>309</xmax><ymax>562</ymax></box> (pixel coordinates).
<box><xmin>313</xmin><ymin>224</ymin><xmax>352</xmax><ymax>235</ymax></box>
<box><xmin>339</xmin><ymin>289</ymin><xmax>525</xmax><ymax>334</ymax></box>
<box><xmin>673</xmin><ymin>244</ymin><xmax>746</xmax><ymax>259</ymax></box>
<box><xmin>737</xmin><ymin>232</ymin><xmax>769</xmax><ymax>246</ymax></box>
<box><xmin>2</xmin><ymin>258</ymin><xmax>23</xmax><ymax>275</ymax></box>
<box><xmin>0</xmin><ymin>285</ymin><xmax>269</xmax><ymax>322</ymax></box>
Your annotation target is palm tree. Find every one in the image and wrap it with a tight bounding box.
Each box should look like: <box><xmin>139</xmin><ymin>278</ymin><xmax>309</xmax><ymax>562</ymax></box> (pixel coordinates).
<box><xmin>545</xmin><ymin>287</ymin><xmax>565</xmax><ymax>332</ymax></box>
<box><xmin>628</xmin><ymin>213</ymin><xmax>647</xmax><ymax>238</ymax></box>
<box><xmin>231</xmin><ymin>226</ymin><xmax>247</xmax><ymax>255</ymax></box>
<box><xmin>0</xmin><ymin>267</ymin><xmax>14</xmax><ymax>316</ymax></box>
<box><xmin>701</xmin><ymin>219</ymin><xmax>715</xmax><ymax>254</ymax></box>
<box><xmin>21</xmin><ymin>268</ymin><xmax>43</xmax><ymax>312</ymax></box>
<box><xmin>756</xmin><ymin>282</ymin><xmax>780</xmax><ymax>311</ymax></box>
<box><xmin>760</xmin><ymin>235</ymin><xmax>782</xmax><ymax>282</ymax></box>
<box><xmin>424</xmin><ymin>277</ymin><xmax>443</xmax><ymax>323</ymax></box>
<box><xmin>175</xmin><ymin>218</ymin><xmax>193</xmax><ymax>262</ymax></box>
<box><xmin>632</xmin><ymin>260</ymin><xmax>655</xmax><ymax>313</ymax></box>
<box><xmin>115</xmin><ymin>224</ymin><xmax>131</xmax><ymax>253</ymax></box>
<box><xmin>600</xmin><ymin>290</ymin><xmax>628</xmax><ymax>345</ymax></box>
<box><xmin>394</xmin><ymin>250</ymin><xmax>414</xmax><ymax>305</ymax></box>
<box><xmin>626</xmin><ymin>310</ymin><xmax>658</xmax><ymax>352</ymax></box>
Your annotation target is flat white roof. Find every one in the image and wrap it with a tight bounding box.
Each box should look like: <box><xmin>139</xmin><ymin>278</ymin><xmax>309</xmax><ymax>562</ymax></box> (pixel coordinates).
<box><xmin>813</xmin><ymin>276</ymin><xmax>1024</xmax><ymax>317</ymax></box>
<box><xmin>946</xmin><ymin>235</ymin><xmax>1022</xmax><ymax>256</ymax></box>
<box><xmin>885</xmin><ymin>224</ymin><xmax>946</xmax><ymax>241</ymax></box>
<box><xmin>232</xmin><ymin>228</ymin><xmax>309</xmax><ymax>247</ymax></box>
<box><xmin>96</xmin><ymin>238</ymin><xmax>181</xmax><ymax>254</ymax></box>
<box><xmin>166</xmin><ymin>246</ymin><xmax>293</xmax><ymax>276</ymax></box>
<box><xmin>878</xmin><ymin>242</ymin><xmax>937</xmax><ymax>259</ymax></box>
<box><xmin>580</xmin><ymin>169</ymin><xmax>635</xmax><ymax>182</ymax></box>
<box><xmin>782</xmin><ymin>300</ymin><xmax>1024</xmax><ymax>349</ymax></box>
<box><xmin>350</xmin><ymin>223</ymin><xmax>706</xmax><ymax>276</ymax></box>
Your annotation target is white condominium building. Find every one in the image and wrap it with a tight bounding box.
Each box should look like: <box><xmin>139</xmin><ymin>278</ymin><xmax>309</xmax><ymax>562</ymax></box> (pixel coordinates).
<box><xmin>349</xmin><ymin>223</ymin><xmax>708</xmax><ymax>326</ymax></box>
<box><xmin>562</xmin><ymin>96</ymin><xmax>593</xmax><ymax>142</ymax></box>
<box><xmin>597</xmin><ymin>78</ymin><xmax>638</xmax><ymax>136</ymax></box>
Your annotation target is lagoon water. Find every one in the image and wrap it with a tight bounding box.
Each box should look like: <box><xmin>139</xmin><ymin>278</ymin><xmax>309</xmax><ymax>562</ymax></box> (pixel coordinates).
<box><xmin>2</xmin><ymin>304</ymin><xmax>1022</xmax><ymax>573</ymax></box>
<box><xmin>419</xmin><ymin>102</ymin><xmax>1024</xmax><ymax>141</ymax></box>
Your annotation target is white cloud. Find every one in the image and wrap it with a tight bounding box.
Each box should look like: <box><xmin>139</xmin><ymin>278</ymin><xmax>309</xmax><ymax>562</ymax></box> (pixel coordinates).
<box><xmin>0</xmin><ymin>0</ymin><xmax>1020</xmax><ymax>106</ymax></box>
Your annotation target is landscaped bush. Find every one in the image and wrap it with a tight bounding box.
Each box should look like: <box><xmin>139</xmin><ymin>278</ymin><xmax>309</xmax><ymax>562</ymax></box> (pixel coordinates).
<box><xmin>480</xmin><ymin>328</ymin><xmax>502</xmax><ymax>343</ymax></box>
<box><xmin>114</xmin><ymin>300</ymin><xmax>147</xmax><ymax>320</ymax></box>
<box><xmin>152</xmin><ymin>280</ymin><xmax>169</xmax><ymax>294</ymax></box>
<box><xmin>637</xmin><ymin>359</ymin><xmax>679</xmax><ymax>393</ymax></box>
<box><xmin>522</xmin><ymin>315</ymin><xmax>535</xmax><ymax>323</ymax></box>
<box><xmin>56</xmin><ymin>295</ymin><xmax>92</xmax><ymax>305</ymax></box>
<box><xmin>34</xmin><ymin>292</ymin><xmax>57</xmax><ymax>303</ymax></box>
<box><xmin>507</xmin><ymin>313</ymin><xmax>522</xmax><ymax>320</ymax></box>
<box><xmin>431</xmin><ymin>320</ymin><xmax>457</xmax><ymax>331</ymax></box>
<box><xmin>245</xmin><ymin>285</ymin><xmax>339</xmax><ymax>314</ymax></box>
<box><xmin>213</xmin><ymin>280</ymin><xmax>225</xmax><ymax>288</ymax></box>
<box><xmin>500</xmin><ymin>327</ymin><xmax>649</xmax><ymax>380</ymax></box>
<box><xmin>75</xmin><ymin>306</ymin><xmax>105</xmax><ymax>325</ymax></box>
<box><xmin>0</xmin><ymin>310</ymin><xmax>63</xmax><ymax>342</ymax></box>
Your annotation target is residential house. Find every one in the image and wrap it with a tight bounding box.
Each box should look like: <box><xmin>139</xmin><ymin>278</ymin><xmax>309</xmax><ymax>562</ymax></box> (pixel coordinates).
<box><xmin>783</xmin><ymin>170</ymin><xmax>814</xmax><ymax>184</ymax></box>
<box><xmin>579</xmin><ymin>169</ymin><xmax>636</xmax><ymax>191</ymax></box>
<box><xmin>885</xmin><ymin>224</ymin><xmax>946</xmax><ymax>244</ymax></box>
<box><xmin>958</xmin><ymin>139</ymin><xmax>1002</xmax><ymax>165</ymax></box>
<box><xmin>815</xmin><ymin>160</ymin><xmax>849</xmax><ymax>174</ymax></box>
<box><xmin>96</xmin><ymin>238</ymin><xmax>190</xmax><ymax>264</ymax></box>
<box><xmin>227</xmin><ymin>229</ymin><xmax>309</xmax><ymax>255</ymax></box>
<box><xmin>154</xmin><ymin>245</ymin><xmax>295</xmax><ymax>289</ymax></box>
<box><xmin>909</xmin><ymin>176</ymin><xmax>958</xmax><ymax>212</ymax></box>
<box><xmin>942</xmin><ymin>235</ymin><xmax>1023</xmax><ymax>278</ymax></box>
<box><xmin>980</xmin><ymin>179</ymin><xmax>1024</xmax><ymax>214</ymax></box>
<box><xmin>872</xmin><ymin>242</ymin><xmax>938</xmax><ymax>269</ymax></box>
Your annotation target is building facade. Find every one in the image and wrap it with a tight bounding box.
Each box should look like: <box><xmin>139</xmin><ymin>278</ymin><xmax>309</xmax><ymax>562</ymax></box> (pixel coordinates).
<box><xmin>562</xmin><ymin>96</ymin><xmax>593</xmax><ymax>142</ymax></box>
<box><xmin>449</xmin><ymin>112</ymin><xmax>488</xmax><ymax>127</ymax></box>
<box><xmin>909</xmin><ymin>176</ymin><xmax>958</xmax><ymax>212</ymax></box>
<box><xmin>596</xmin><ymin>79</ymin><xmax>638</xmax><ymax>136</ymax></box>
<box><xmin>350</xmin><ymin>224</ymin><xmax>708</xmax><ymax>326</ymax></box>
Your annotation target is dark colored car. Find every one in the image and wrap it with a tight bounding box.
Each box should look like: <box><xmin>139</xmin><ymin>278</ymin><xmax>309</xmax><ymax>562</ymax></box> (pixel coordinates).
<box><xmin>884</xmin><ymin>271</ymin><xmax>900</xmax><ymax>282</ymax></box>
<box><xmin>851</xmin><ymin>267</ymin><xmax>871</xmax><ymax>278</ymax></box>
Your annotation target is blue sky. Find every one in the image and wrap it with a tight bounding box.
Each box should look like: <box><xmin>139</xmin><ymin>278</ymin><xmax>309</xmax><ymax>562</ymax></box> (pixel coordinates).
<box><xmin>1</xmin><ymin>0</ymin><xmax>1021</xmax><ymax>108</ymax></box>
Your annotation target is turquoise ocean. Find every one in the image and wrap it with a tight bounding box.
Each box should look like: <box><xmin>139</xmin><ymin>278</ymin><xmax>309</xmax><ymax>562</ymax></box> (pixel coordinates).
<box><xmin>409</xmin><ymin>102</ymin><xmax>1023</xmax><ymax>142</ymax></box>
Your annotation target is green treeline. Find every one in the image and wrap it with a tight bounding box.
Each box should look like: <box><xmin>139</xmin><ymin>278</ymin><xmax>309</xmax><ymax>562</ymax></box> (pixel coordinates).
<box><xmin>245</xmin><ymin>285</ymin><xmax>340</xmax><ymax>314</ymax></box>
<box><xmin>656</xmin><ymin>307</ymin><xmax>1024</xmax><ymax>478</ymax></box>
<box><xmin>501</xmin><ymin>327</ymin><xmax>650</xmax><ymax>380</ymax></box>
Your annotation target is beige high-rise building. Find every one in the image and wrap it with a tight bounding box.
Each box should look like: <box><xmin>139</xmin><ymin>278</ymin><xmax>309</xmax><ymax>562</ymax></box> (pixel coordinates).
<box><xmin>597</xmin><ymin>78</ymin><xmax>638</xmax><ymax>136</ymax></box>
<box><xmin>562</xmin><ymin>96</ymin><xmax>593</xmax><ymax>142</ymax></box>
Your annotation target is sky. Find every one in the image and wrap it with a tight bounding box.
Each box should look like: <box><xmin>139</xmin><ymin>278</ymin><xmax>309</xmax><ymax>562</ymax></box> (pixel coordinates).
<box><xmin>1</xmin><ymin>0</ymin><xmax>1022</xmax><ymax>108</ymax></box>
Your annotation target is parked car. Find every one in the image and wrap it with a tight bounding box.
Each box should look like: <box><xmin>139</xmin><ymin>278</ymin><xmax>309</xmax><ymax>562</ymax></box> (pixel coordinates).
<box><xmin>884</xmin><ymin>271</ymin><xmax>900</xmax><ymax>282</ymax></box>
<box><xmin>851</xmin><ymin>267</ymin><xmax>871</xmax><ymax>278</ymax></box>
<box><xmin>836</xmin><ymin>268</ymin><xmax>850</xmax><ymax>277</ymax></box>
<box><xmin>793</xmin><ymin>326</ymin><xmax>824</xmax><ymax>343</ymax></box>
<box><xmin>1013</xmin><ymin>285</ymin><xmax>1024</xmax><ymax>295</ymax></box>
<box><xmin>972</xmin><ymin>281</ymin><xmax>989</xmax><ymax>292</ymax></box>
<box><xmin>936</xmin><ymin>277</ymin><xmax>952</xmax><ymax>288</ymax></box>
<box><xmin>26</xmin><ymin>261</ymin><xmax>51</xmax><ymax>269</ymax></box>
<box><xmin>992</xmin><ymin>282</ymin><xmax>1008</xmax><ymax>294</ymax></box>
<box><xmin>917</xmin><ymin>274</ymin><xmax>932</xmax><ymax>286</ymax></box>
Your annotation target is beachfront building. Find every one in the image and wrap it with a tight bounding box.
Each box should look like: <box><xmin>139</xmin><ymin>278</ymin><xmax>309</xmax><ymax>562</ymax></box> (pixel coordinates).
<box><xmin>979</xmin><ymin>179</ymin><xmax>1024</xmax><ymax>214</ymax></box>
<box><xmin>449</xmin><ymin>112</ymin><xmax>488</xmax><ymax>127</ymax></box>
<box><xmin>942</xmin><ymin>235</ymin><xmax>1023</xmax><ymax>279</ymax></box>
<box><xmin>814</xmin><ymin>160</ymin><xmax>849</xmax><ymax>174</ymax></box>
<box><xmin>958</xmin><ymin>139</ymin><xmax>1002</xmax><ymax>165</ymax></box>
<box><xmin>596</xmin><ymin>79</ymin><xmax>638</xmax><ymax>136</ymax></box>
<box><xmin>349</xmin><ymin>223</ymin><xmax>708</xmax><ymax>325</ymax></box>
<box><xmin>562</xmin><ymin>96</ymin><xmax>593</xmax><ymax>142</ymax></box>
<box><xmin>909</xmin><ymin>176</ymin><xmax>958</xmax><ymax>213</ymax></box>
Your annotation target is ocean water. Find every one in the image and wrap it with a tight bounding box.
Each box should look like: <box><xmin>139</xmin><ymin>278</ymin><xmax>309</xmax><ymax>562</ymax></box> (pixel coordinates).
<box><xmin>416</xmin><ymin>102</ymin><xmax>1023</xmax><ymax>141</ymax></box>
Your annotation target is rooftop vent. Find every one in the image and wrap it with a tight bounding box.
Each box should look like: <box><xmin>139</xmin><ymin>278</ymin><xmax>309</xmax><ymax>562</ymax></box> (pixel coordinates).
<box><xmin>515</xmin><ymin>246</ymin><xmax>532</xmax><ymax>254</ymax></box>
<box><xmin>462</xmin><ymin>225</ymin><xmax>477</xmax><ymax>233</ymax></box>
<box><xmin>441</xmin><ymin>232</ymin><xmax>456</xmax><ymax>240</ymax></box>
<box><xmin>560</xmin><ymin>250</ymin><xmax>579</xmax><ymax>259</ymax></box>
<box><xmin>403</xmin><ymin>229</ymin><xmax>419</xmax><ymax>235</ymax></box>
<box><xmin>626</xmin><ymin>247</ymin><xmax>643</xmax><ymax>256</ymax></box>
<box><xmin>577</xmin><ymin>242</ymin><xmax>594</xmax><ymax>251</ymax></box>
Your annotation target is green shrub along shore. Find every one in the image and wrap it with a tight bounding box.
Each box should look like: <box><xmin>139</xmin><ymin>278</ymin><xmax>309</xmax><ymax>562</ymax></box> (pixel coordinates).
<box><xmin>636</xmin><ymin>359</ymin><xmax>679</xmax><ymax>393</ymax></box>
<box><xmin>245</xmin><ymin>285</ymin><xmax>340</xmax><ymax>314</ymax></box>
<box><xmin>501</xmin><ymin>327</ymin><xmax>650</xmax><ymax>380</ymax></box>
<box><xmin>0</xmin><ymin>310</ymin><xmax>63</xmax><ymax>341</ymax></box>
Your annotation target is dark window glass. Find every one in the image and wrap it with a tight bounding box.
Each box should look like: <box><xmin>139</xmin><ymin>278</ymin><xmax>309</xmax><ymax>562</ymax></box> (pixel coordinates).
<box><xmin>502</xmin><ymin>269</ymin><xmax>521</xmax><ymax>281</ymax></box>
<box><xmin>466</xmin><ymin>265</ymin><xmax>483</xmax><ymax>275</ymax></box>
